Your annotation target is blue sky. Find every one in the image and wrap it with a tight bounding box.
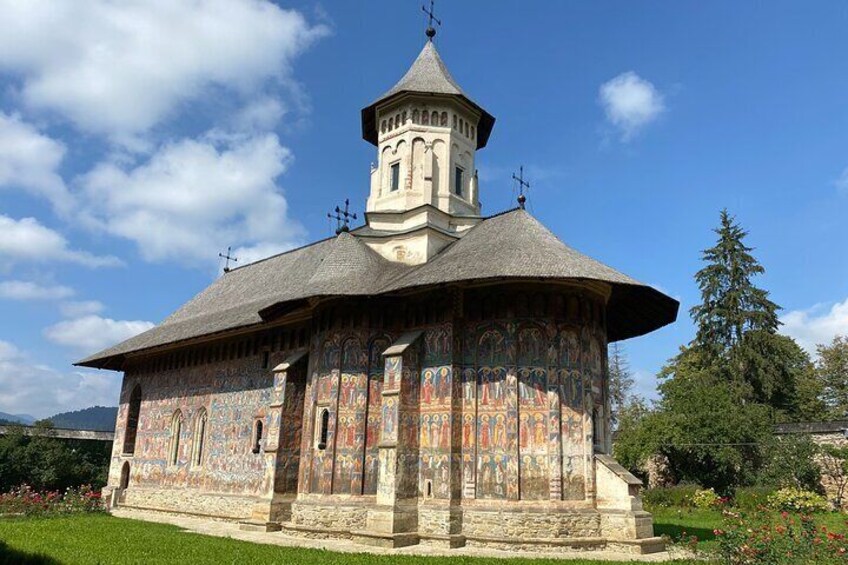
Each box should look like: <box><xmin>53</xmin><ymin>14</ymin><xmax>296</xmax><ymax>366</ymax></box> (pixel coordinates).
<box><xmin>1</xmin><ymin>1</ymin><xmax>846</xmax><ymax>418</ymax></box>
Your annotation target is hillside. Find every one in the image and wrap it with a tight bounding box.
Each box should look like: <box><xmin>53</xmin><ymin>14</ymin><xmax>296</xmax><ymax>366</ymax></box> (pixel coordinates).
<box><xmin>0</xmin><ymin>412</ymin><xmax>35</xmax><ymax>425</ymax></box>
<box><xmin>47</xmin><ymin>406</ymin><xmax>118</xmax><ymax>431</ymax></box>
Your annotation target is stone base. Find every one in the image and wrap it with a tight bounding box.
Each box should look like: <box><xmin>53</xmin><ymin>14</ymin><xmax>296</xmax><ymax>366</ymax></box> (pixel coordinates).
<box><xmin>418</xmin><ymin>533</ymin><xmax>467</xmax><ymax>548</ymax></box>
<box><xmin>465</xmin><ymin>535</ymin><xmax>606</xmax><ymax>553</ymax></box>
<box><xmin>281</xmin><ymin>522</ymin><xmax>353</xmax><ymax>540</ymax></box>
<box><xmin>238</xmin><ymin>521</ymin><xmax>281</xmax><ymax>533</ymax></box>
<box><xmin>350</xmin><ymin>530</ymin><xmax>420</xmax><ymax>548</ymax></box>
<box><xmin>607</xmin><ymin>537</ymin><xmax>667</xmax><ymax>555</ymax></box>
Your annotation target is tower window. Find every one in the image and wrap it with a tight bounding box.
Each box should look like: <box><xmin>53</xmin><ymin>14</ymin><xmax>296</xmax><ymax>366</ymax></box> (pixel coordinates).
<box><xmin>390</xmin><ymin>163</ymin><xmax>400</xmax><ymax>191</ymax></box>
<box><xmin>454</xmin><ymin>167</ymin><xmax>464</xmax><ymax>196</ymax></box>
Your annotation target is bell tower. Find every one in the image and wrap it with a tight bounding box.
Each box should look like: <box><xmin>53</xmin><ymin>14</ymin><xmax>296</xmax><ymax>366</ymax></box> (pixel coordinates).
<box><xmin>358</xmin><ymin>31</ymin><xmax>495</xmax><ymax>265</ymax></box>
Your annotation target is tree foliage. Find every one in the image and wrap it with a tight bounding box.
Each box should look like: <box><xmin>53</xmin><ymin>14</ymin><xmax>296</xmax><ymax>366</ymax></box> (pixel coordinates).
<box><xmin>0</xmin><ymin>422</ymin><xmax>110</xmax><ymax>492</ymax></box>
<box><xmin>608</xmin><ymin>342</ymin><xmax>637</xmax><ymax>428</ymax></box>
<box><xmin>817</xmin><ymin>336</ymin><xmax>848</xmax><ymax>420</ymax></box>
<box><xmin>690</xmin><ymin>209</ymin><xmax>780</xmax><ymax>355</ymax></box>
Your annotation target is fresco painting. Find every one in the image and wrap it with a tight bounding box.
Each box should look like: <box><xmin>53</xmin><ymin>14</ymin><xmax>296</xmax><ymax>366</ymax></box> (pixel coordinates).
<box><xmin>363</xmin><ymin>337</ymin><xmax>389</xmax><ymax>494</ymax></box>
<box><xmin>332</xmin><ymin>338</ymin><xmax>367</xmax><ymax>494</ymax></box>
<box><xmin>517</xmin><ymin>325</ymin><xmax>549</xmax><ymax>500</ymax></box>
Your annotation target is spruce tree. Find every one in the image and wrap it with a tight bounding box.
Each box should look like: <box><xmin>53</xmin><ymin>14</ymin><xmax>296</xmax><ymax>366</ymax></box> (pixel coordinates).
<box><xmin>690</xmin><ymin>209</ymin><xmax>781</xmax><ymax>354</ymax></box>
<box><xmin>608</xmin><ymin>342</ymin><xmax>636</xmax><ymax>427</ymax></box>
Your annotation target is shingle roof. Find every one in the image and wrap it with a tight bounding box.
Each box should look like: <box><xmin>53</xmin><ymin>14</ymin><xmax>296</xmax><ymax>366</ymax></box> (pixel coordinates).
<box><xmin>361</xmin><ymin>41</ymin><xmax>495</xmax><ymax>149</ymax></box>
<box><xmin>76</xmin><ymin>209</ymin><xmax>678</xmax><ymax>369</ymax></box>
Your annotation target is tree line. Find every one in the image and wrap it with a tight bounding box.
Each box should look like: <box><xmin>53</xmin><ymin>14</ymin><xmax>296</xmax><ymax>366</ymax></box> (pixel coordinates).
<box><xmin>612</xmin><ymin>209</ymin><xmax>848</xmax><ymax>493</ymax></box>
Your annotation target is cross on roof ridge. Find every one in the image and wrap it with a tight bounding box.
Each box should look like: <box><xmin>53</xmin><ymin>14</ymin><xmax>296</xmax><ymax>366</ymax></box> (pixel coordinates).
<box><xmin>328</xmin><ymin>198</ymin><xmax>358</xmax><ymax>235</ymax></box>
<box><xmin>512</xmin><ymin>166</ymin><xmax>531</xmax><ymax>209</ymax></box>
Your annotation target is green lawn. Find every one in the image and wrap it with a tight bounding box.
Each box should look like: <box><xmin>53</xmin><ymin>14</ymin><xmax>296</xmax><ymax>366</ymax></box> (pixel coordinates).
<box><xmin>0</xmin><ymin>513</ymin><xmax>703</xmax><ymax>565</ymax></box>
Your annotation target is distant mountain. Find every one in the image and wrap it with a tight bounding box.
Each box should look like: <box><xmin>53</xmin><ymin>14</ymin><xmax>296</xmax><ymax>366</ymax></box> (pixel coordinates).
<box><xmin>47</xmin><ymin>406</ymin><xmax>118</xmax><ymax>431</ymax></box>
<box><xmin>0</xmin><ymin>412</ymin><xmax>35</xmax><ymax>425</ymax></box>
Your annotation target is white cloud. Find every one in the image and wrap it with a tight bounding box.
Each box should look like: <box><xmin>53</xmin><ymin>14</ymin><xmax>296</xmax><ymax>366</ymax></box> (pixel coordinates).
<box><xmin>0</xmin><ymin>215</ymin><xmax>122</xmax><ymax>268</ymax></box>
<box><xmin>0</xmin><ymin>339</ymin><xmax>120</xmax><ymax>419</ymax></box>
<box><xmin>599</xmin><ymin>71</ymin><xmax>665</xmax><ymax>141</ymax></box>
<box><xmin>44</xmin><ymin>315</ymin><xmax>154</xmax><ymax>355</ymax></box>
<box><xmin>0</xmin><ymin>0</ymin><xmax>329</xmax><ymax>141</ymax></box>
<box><xmin>59</xmin><ymin>300</ymin><xmax>104</xmax><ymax>318</ymax></box>
<box><xmin>0</xmin><ymin>112</ymin><xmax>71</xmax><ymax>212</ymax></box>
<box><xmin>78</xmin><ymin>133</ymin><xmax>304</xmax><ymax>266</ymax></box>
<box><xmin>0</xmin><ymin>280</ymin><xmax>74</xmax><ymax>300</ymax></box>
<box><xmin>835</xmin><ymin>168</ymin><xmax>848</xmax><ymax>196</ymax></box>
<box><xmin>781</xmin><ymin>298</ymin><xmax>848</xmax><ymax>355</ymax></box>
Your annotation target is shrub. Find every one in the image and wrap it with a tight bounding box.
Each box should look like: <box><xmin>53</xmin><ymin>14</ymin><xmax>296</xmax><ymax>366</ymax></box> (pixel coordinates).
<box><xmin>692</xmin><ymin>487</ymin><xmax>724</xmax><ymax>509</ymax></box>
<box><xmin>0</xmin><ymin>484</ymin><xmax>103</xmax><ymax>517</ymax></box>
<box><xmin>733</xmin><ymin>486</ymin><xmax>776</xmax><ymax>510</ymax></box>
<box><xmin>716</xmin><ymin>508</ymin><xmax>847</xmax><ymax>564</ymax></box>
<box><xmin>642</xmin><ymin>484</ymin><xmax>700</xmax><ymax>508</ymax></box>
<box><xmin>767</xmin><ymin>487</ymin><xmax>829</xmax><ymax>513</ymax></box>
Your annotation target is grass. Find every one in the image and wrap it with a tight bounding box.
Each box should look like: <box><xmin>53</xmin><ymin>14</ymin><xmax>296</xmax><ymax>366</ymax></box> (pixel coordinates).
<box><xmin>0</xmin><ymin>513</ymin><xmax>704</xmax><ymax>565</ymax></box>
<box><xmin>2</xmin><ymin>509</ymin><xmax>846</xmax><ymax>564</ymax></box>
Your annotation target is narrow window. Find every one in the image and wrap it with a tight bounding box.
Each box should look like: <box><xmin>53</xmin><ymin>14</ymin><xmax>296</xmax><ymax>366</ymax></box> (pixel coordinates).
<box><xmin>454</xmin><ymin>167</ymin><xmax>464</xmax><ymax>196</ymax></box>
<box><xmin>452</xmin><ymin>114</ymin><xmax>457</xmax><ymax>128</ymax></box>
<box><xmin>440</xmin><ymin>111</ymin><xmax>448</xmax><ymax>126</ymax></box>
<box><xmin>193</xmin><ymin>408</ymin><xmax>207</xmax><ymax>466</ymax></box>
<box><xmin>431</xmin><ymin>110</ymin><xmax>438</xmax><ymax>125</ymax></box>
<box><xmin>317</xmin><ymin>409</ymin><xmax>329</xmax><ymax>450</ymax></box>
<box><xmin>261</xmin><ymin>350</ymin><xmax>270</xmax><ymax>369</ymax></box>
<box><xmin>381</xmin><ymin>120</ymin><xmax>386</xmax><ymax>133</ymax></box>
<box><xmin>422</xmin><ymin>111</ymin><xmax>429</xmax><ymax>125</ymax></box>
<box><xmin>169</xmin><ymin>410</ymin><xmax>182</xmax><ymax>466</ymax></box>
<box><xmin>252</xmin><ymin>419</ymin><xmax>263</xmax><ymax>454</ymax></box>
<box><xmin>388</xmin><ymin>117</ymin><xmax>394</xmax><ymax>130</ymax></box>
<box><xmin>412</xmin><ymin>109</ymin><xmax>419</xmax><ymax>124</ymax></box>
<box><xmin>120</xmin><ymin>462</ymin><xmax>131</xmax><ymax>490</ymax></box>
<box><xmin>123</xmin><ymin>385</ymin><xmax>142</xmax><ymax>455</ymax></box>
<box><xmin>390</xmin><ymin>163</ymin><xmax>400</xmax><ymax>191</ymax></box>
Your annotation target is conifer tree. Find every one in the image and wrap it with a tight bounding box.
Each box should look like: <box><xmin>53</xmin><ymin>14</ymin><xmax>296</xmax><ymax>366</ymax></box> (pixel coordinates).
<box><xmin>608</xmin><ymin>342</ymin><xmax>636</xmax><ymax>427</ymax></box>
<box><xmin>690</xmin><ymin>209</ymin><xmax>780</xmax><ymax>355</ymax></box>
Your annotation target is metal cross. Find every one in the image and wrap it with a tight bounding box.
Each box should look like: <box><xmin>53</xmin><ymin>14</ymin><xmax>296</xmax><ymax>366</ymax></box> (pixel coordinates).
<box><xmin>218</xmin><ymin>246</ymin><xmax>238</xmax><ymax>273</ymax></box>
<box><xmin>422</xmin><ymin>0</ymin><xmax>441</xmax><ymax>40</ymax></box>
<box><xmin>328</xmin><ymin>199</ymin><xmax>357</xmax><ymax>235</ymax></box>
<box><xmin>512</xmin><ymin>166</ymin><xmax>531</xmax><ymax>209</ymax></box>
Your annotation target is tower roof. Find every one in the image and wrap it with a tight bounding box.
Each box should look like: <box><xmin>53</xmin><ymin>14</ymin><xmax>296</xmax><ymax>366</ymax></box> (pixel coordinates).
<box><xmin>361</xmin><ymin>41</ymin><xmax>495</xmax><ymax>149</ymax></box>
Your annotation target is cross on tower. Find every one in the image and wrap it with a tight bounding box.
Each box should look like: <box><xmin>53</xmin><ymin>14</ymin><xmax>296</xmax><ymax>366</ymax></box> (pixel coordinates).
<box><xmin>328</xmin><ymin>199</ymin><xmax>358</xmax><ymax>235</ymax></box>
<box><xmin>422</xmin><ymin>0</ymin><xmax>441</xmax><ymax>40</ymax></box>
<box><xmin>512</xmin><ymin>166</ymin><xmax>531</xmax><ymax>209</ymax></box>
<box><xmin>218</xmin><ymin>246</ymin><xmax>238</xmax><ymax>273</ymax></box>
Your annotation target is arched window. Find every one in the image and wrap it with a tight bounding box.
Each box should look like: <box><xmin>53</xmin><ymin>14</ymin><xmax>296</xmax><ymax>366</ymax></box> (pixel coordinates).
<box><xmin>452</xmin><ymin>114</ymin><xmax>457</xmax><ymax>129</ymax></box>
<box><xmin>317</xmin><ymin>409</ymin><xmax>329</xmax><ymax>450</ymax></box>
<box><xmin>440</xmin><ymin>111</ymin><xmax>448</xmax><ymax>126</ymax></box>
<box><xmin>123</xmin><ymin>385</ymin><xmax>141</xmax><ymax>455</ymax></box>
<box><xmin>465</xmin><ymin>122</ymin><xmax>470</xmax><ymax>137</ymax></box>
<box><xmin>388</xmin><ymin>117</ymin><xmax>394</xmax><ymax>130</ymax></box>
<box><xmin>459</xmin><ymin>118</ymin><xmax>464</xmax><ymax>134</ymax></box>
<box><xmin>252</xmin><ymin>419</ymin><xmax>263</xmax><ymax>454</ymax></box>
<box><xmin>431</xmin><ymin>111</ymin><xmax>438</xmax><ymax>125</ymax></box>
<box><xmin>412</xmin><ymin>109</ymin><xmax>419</xmax><ymax>124</ymax></box>
<box><xmin>471</xmin><ymin>126</ymin><xmax>475</xmax><ymax>139</ymax></box>
<box><xmin>381</xmin><ymin>120</ymin><xmax>386</xmax><ymax>133</ymax></box>
<box><xmin>422</xmin><ymin>111</ymin><xmax>429</xmax><ymax>125</ymax></box>
<box><xmin>401</xmin><ymin>111</ymin><xmax>407</xmax><ymax>125</ymax></box>
<box><xmin>120</xmin><ymin>462</ymin><xmax>131</xmax><ymax>490</ymax></box>
<box><xmin>395</xmin><ymin>113</ymin><xmax>401</xmax><ymax>127</ymax></box>
<box><xmin>169</xmin><ymin>410</ymin><xmax>182</xmax><ymax>466</ymax></box>
<box><xmin>192</xmin><ymin>408</ymin><xmax>208</xmax><ymax>466</ymax></box>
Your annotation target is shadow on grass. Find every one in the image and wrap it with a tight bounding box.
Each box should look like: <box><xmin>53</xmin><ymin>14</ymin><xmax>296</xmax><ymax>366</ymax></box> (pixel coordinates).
<box><xmin>0</xmin><ymin>541</ymin><xmax>60</xmax><ymax>565</ymax></box>
<box><xmin>653</xmin><ymin>521</ymin><xmax>716</xmax><ymax>543</ymax></box>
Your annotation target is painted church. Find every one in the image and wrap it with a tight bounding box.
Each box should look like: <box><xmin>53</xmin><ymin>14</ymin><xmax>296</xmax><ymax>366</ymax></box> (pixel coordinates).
<box><xmin>80</xmin><ymin>30</ymin><xmax>678</xmax><ymax>554</ymax></box>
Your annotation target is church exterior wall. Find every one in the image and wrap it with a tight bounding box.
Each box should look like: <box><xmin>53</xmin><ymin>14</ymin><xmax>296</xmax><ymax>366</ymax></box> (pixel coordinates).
<box><xmin>103</xmin><ymin>329</ymin><xmax>310</xmax><ymax>520</ymax></box>
<box><xmin>103</xmin><ymin>284</ymin><xmax>654</xmax><ymax>550</ymax></box>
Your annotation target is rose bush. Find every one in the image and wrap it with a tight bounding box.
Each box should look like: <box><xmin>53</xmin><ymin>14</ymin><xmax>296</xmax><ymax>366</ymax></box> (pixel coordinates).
<box><xmin>0</xmin><ymin>485</ymin><xmax>103</xmax><ymax>517</ymax></box>
<box><xmin>716</xmin><ymin>508</ymin><xmax>847</xmax><ymax>564</ymax></box>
